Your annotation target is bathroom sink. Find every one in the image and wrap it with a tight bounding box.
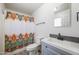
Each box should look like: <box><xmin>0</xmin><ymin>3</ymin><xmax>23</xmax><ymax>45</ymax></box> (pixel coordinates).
<box><xmin>48</xmin><ymin>37</ymin><xmax>79</xmax><ymax>48</ymax></box>
<box><xmin>48</xmin><ymin>38</ymin><xmax>63</xmax><ymax>46</ymax></box>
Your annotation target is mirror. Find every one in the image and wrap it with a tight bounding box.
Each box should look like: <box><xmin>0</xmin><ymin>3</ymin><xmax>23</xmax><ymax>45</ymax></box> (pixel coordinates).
<box><xmin>54</xmin><ymin>3</ymin><xmax>71</xmax><ymax>27</ymax></box>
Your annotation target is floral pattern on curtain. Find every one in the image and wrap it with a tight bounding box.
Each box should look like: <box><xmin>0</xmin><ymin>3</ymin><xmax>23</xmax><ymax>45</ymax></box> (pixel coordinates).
<box><xmin>5</xmin><ymin>11</ymin><xmax>35</xmax><ymax>52</ymax></box>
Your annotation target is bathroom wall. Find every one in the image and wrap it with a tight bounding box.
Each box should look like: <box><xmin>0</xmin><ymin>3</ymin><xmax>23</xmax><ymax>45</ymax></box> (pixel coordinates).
<box><xmin>0</xmin><ymin>3</ymin><xmax>5</xmax><ymax>54</ymax></box>
<box><xmin>32</xmin><ymin>3</ymin><xmax>79</xmax><ymax>43</ymax></box>
<box><xmin>32</xmin><ymin>3</ymin><xmax>60</xmax><ymax>43</ymax></box>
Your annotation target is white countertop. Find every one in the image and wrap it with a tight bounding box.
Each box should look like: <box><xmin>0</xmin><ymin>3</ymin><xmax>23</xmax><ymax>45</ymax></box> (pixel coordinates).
<box><xmin>41</xmin><ymin>37</ymin><xmax>79</xmax><ymax>55</ymax></box>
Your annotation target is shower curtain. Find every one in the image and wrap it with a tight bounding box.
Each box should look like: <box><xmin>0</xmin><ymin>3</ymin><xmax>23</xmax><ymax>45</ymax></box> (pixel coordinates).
<box><xmin>5</xmin><ymin>10</ymin><xmax>36</xmax><ymax>52</ymax></box>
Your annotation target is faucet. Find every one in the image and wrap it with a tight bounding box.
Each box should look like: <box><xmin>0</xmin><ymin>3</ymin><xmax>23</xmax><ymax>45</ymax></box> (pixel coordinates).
<box><xmin>57</xmin><ymin>33</ymin><xmax>63</xmax><ymax>40</ymax></box>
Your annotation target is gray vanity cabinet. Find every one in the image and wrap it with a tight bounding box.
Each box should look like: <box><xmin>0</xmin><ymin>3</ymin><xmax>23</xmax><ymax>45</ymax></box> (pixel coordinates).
<box><xmin>41</xmin><ymin>42</ymin><xmax>71</xmax><ymax>55</ymax></box>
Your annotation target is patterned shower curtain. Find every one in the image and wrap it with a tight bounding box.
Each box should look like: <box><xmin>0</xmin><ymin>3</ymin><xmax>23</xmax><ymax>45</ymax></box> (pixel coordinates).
<box><xmin>5</xmin><ymin>10</ymin><xmax>36</xmax><ymax>52</ymax></box>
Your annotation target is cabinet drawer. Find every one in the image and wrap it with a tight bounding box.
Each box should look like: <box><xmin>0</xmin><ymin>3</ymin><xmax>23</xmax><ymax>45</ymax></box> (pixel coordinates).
<box><xmin>41</xmin><ymin>42</ymin><xmax>71</xmax><ymax>55</ymax></box>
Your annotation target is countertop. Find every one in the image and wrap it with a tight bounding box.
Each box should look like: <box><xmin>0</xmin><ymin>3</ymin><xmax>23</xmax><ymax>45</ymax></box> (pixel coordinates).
<box><xmin>41</xmin><ymin>37</ymin><xmax>79</xmax><ymax>55</ymax></box>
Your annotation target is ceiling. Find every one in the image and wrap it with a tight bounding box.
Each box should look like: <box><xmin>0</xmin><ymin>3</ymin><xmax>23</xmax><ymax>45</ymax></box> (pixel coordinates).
<box><xmin>5</xmin><ymin>3</ymin><xmax>44</xmax><ymax>15</ymax></box>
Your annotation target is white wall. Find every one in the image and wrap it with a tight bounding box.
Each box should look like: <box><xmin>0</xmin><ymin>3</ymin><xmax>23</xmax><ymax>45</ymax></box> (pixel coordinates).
<box><xmin>32</xmin><ymin>3</ymin><xmax>79</xmax><ymax>43</ymax></box>
<box><xmin>0</xmin><ymin>3</ymin><xmax>5</xmax><ymax>54</ymax></box>
<box><xmin>32</xmin><ymin>3</ymin><xmax>60</xmax><ymax>43</ymax></box>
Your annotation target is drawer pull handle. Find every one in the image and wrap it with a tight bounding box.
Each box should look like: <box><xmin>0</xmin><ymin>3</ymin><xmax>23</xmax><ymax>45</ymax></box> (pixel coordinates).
<box><xmin>45</xmin><ymin>46</ymin><xmax>47</xmax><ymax>48</ymax></box>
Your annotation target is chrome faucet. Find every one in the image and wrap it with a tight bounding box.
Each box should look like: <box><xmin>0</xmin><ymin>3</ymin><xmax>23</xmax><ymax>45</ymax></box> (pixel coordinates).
<box><xmin>57</xmin><ymin>33</ymin><xmax>63</xmax><ymax>40</ymax></box>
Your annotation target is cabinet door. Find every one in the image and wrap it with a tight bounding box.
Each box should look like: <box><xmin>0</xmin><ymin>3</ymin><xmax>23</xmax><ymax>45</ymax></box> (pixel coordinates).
<box><xmin>45</xmin><ymin>46</ymin><xmax>60</xmax><ymax>55</ymax></box>
<box><xmin>41</xmin><ymin>42</ymin><xmax>60</xmax><ymax>55</ymax></box>
<box><xmin>41</xmin><ymin>45</ymin><xmax>48</xmax><ymax>55</ymax></box>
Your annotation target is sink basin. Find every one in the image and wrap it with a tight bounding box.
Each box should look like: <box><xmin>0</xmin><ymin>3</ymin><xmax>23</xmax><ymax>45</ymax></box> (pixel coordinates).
<box><xmin>48</xmin><ymin>38</ymin><xmax>63</xmax><ymax>45</ymax></box>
